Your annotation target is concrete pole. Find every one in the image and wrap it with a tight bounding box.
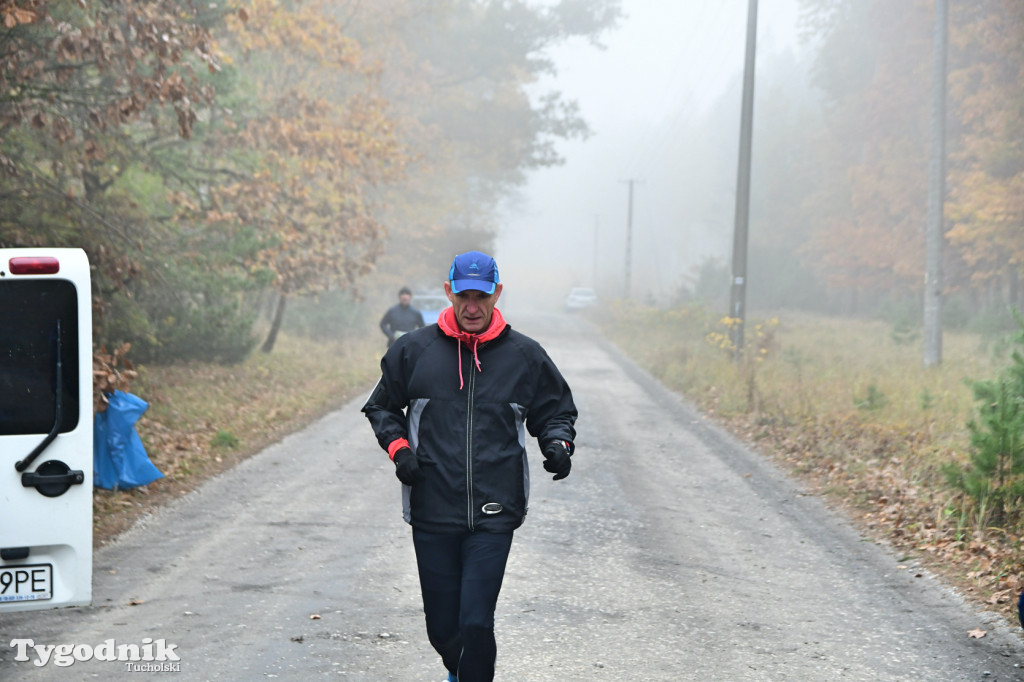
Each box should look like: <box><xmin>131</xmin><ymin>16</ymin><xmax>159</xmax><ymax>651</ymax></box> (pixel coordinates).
<box><xmin>923</xmin><ymin>0</ymin><xmax>948</xmax><ymax>368</ymax></box>
<box><xmin>729</xmin><ymin>0</ymin><xmax>758</xmax><ymax>353</ymax></box>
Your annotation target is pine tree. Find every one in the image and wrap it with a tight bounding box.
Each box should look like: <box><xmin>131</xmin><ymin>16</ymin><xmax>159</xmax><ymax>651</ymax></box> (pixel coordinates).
<box><xmin>944</xmin><ymin>317</ymin><xmax>1024</xmax><ymax>526</ymax></box>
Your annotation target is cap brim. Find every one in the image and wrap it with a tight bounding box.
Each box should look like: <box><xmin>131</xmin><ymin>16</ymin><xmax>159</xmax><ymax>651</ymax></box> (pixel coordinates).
<box><xmin>451</xmin><ymin>279</ymin><xmax>496</xmax><ymax>294</ymax></box>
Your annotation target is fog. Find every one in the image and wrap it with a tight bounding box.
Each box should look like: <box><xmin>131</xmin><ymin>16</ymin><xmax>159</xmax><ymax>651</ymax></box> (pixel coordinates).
<box><xmin>496</xmin><ymin>0</ymin><xmax>805</xmax><ymax>311</ymax></box>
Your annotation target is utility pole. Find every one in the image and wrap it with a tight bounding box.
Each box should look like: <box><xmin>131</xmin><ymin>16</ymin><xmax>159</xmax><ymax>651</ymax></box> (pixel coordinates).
<box><xmin>623</xmin><ymin>179</ymin><xmax>637</xmax><ymax>299</ymax></box>
<box><xmin>923</xmin><ymin>0</ymin><xmax>947</xmax><ymax>368</ymax></box>
<box><xmin>729</xmin><ymin>0</ymin><xmax>758</xmax><ymax>353</ymax></box>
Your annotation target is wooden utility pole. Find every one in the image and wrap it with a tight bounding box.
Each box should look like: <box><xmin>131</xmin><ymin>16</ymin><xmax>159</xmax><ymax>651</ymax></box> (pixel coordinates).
<box><xmin>923</xmin><ymin>0</ymin><xmax>948</xmax><ymax>368</ymax></box>
<box><xmin>729</xmin><ymin>0</ymin><xmax>758</xmax><ymax>353</ymax></box>
<box><xmin>624</xmin><ymin>180</ymin><xmax>637</xmax><ymax>299</ymax></box>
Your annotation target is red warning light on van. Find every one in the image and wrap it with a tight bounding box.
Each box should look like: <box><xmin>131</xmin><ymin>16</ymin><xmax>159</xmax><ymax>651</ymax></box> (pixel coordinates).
<box><xmin>9</xmin><ymin>257</ymin><xmax>60</xmax><ymax>275</ymax></box>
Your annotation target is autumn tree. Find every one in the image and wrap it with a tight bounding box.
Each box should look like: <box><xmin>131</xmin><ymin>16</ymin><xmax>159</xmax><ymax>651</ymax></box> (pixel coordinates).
<box><xmin>0</xmin><ymin>0</ymin><xmax>219</xmax><ymax>283</ymax></box>
<box><xmin>0</xmin><ymin>0</ymin><xmax>264</xmax><ymax>363</ymax></box>
<box><xmin>160</xmin><ymin>0</ymin><xmax>408</xmax><ymax>353</ymax></box>
<box><xmin>1</xmin><ymin>0</ymin><xmax>621</xmax><ymax>360</ymax></box>
<box><xmin>797</xmin><ymin>0</ymin><xmax>935</xmax><ymax>304</ymax></box>
<box><xmin>337</xmin><ymin>0</ymin><xmax>623</xmax><ymax>289</ymax></box>
<box><xmin>796</xmin><ymin>0</ymin><xmax>1024</xmax><ymax>319</ymax></box>
<box><xmin>1</xmin><ymin>0</ymin><xmax>409</xmax><ymax>359</ymax></box>
<box><xmin>944</xmin><ymin>1</ymin><xmax>1024</xmax><ymax>312</ymax></box>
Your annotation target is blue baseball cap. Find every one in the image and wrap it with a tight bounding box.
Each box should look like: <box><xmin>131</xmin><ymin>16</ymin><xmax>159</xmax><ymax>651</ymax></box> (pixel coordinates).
<box><xmin>448</xmin><ymin>251</ymin><xmax>500</xmax><ymax>294</ymax></box>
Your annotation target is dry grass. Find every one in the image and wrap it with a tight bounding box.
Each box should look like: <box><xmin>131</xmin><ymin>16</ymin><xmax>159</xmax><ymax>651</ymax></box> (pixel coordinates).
<box><xmin>600</xmin><ymin>305</ymin><xmax>992</xmax><ymax>430</ymax></box>
<box><xmin>92</xmin><ymin>332</ymin><xmax>382</xmax><ymax>544</ymax></box>
<box><xmin>593</xmin><ymin>302</ymin><xmax>1024</xmax><ymax>626</ymax></box>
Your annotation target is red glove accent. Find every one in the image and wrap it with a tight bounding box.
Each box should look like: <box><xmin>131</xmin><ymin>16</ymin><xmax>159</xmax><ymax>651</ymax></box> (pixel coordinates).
<box><xmin>388</xmin><ymin>438</ymin><xmax>410</xmax><ymax>461</ymax></box>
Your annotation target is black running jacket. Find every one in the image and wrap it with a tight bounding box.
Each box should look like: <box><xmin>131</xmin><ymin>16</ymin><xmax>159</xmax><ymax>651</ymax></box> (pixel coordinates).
<box><xmin>362</xmin><ymin>308</ymin><xmax>577</xmax><ymax>533</ymax></box>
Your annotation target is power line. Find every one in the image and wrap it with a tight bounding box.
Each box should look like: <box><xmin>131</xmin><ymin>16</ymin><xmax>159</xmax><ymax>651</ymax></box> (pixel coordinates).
<box><xmin>627</xmin><ymin>1</ymin><xmax>748</xmax><ymax>179</ymax></box>
<box><xmin>625</xmin><ymin>1</ymin><xmax>739</xmax><ymax>177</ymax></box>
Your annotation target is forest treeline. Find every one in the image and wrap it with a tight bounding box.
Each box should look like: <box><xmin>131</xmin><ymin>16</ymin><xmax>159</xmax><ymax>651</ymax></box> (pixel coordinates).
<box><xmin>0</xmin><ymin>0</ymin><xmax>621</xmax><ymax>362</ymax></box>
<box><xmin>2</xmin><ymin>0</ymin><xmax>1022</xmax><ymax>363</ymax></box>
<box><xmin>730</xmin><ymin>0</ymin><xmax>1024</xmax><ymax>327</ymax></box>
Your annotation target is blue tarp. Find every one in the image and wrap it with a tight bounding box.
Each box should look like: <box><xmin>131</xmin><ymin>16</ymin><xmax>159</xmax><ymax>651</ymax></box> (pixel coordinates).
<box><xmin>93</xmin><ymin>390</ymin><xmax>163</xmax><ymax>490</ymax></box>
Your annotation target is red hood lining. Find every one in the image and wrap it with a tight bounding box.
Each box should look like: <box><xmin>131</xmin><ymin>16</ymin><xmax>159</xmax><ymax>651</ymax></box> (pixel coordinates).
<box><xmin>437</xmin><ymin>306</ymin><xmax>506</xmax><ymax>344</ymax></box>
<box><xmin>437</xmin><ymin>307</ymin><xmax>507</xmax><ymax>389</ymax></box>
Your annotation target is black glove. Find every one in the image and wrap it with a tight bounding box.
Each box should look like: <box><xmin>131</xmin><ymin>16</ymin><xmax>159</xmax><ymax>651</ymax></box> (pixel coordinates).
<box><xmin>542</xmin><ymin>440</ymin><xmax>572</xmax><ymax>480</ymax></box>
<box><xmin>393</xmin><ymin>447</ymin><xmax>423</xmax><ymax>486</ymax></box>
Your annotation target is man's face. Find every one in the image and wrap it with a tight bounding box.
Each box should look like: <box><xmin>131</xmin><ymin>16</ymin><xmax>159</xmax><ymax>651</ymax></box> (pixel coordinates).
<box><xmin>444</xmin><ymin>282</ymin><xmax>503</xmax><ymax>333</ymax></box>
<box><xmin>399</xmin><ymin>293</ymin><xmax>412</xmax><ymax>307</ymax></box>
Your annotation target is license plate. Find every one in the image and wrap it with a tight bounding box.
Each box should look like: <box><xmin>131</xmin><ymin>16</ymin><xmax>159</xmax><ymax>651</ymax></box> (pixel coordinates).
<box><xmin>0</xmin><ymin>564</ymin><xmax>52</xmax><ymax>602</ymax></box>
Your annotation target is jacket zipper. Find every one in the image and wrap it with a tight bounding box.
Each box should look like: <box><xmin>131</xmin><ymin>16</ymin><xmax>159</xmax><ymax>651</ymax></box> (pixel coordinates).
<box><xmin>465</xmin><ymin>352</ymin><xmax>476</xmax><ymax>530</ymax></box>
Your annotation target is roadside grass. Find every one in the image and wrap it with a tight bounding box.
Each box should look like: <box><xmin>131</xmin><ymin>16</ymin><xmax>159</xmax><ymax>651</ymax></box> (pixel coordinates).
<box><xmin>92</xmin><ymin>332</ymin><xmax>382</xmax><ymax>544</ymax></box>
<box><xmin>593</xmin><ymin>301</ymin><xmax>1024</xmax><ymax>626</ymax></box>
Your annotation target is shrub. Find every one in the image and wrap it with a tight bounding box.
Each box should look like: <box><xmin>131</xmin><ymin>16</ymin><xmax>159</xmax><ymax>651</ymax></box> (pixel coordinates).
<box><xmin>96</xmin><ymin>262</ymin><xmax>258</xmax><ymax>365</ymax></box>
<box><xmin>944</xmin><ymin>313</ymin><xmax>1024</xmax><ymax>527</ymax></box>
<box><xmin>211</xmin><ymin>429</ymin><xmax>240</xmax><ymax>449</ymax></box>
<box><xmin>284</xmin><ymin>290</ymin><xmax>373</xmax><ymax>341</ymax></box>
<box><xmin>919</xmin><ymin>388</ymin><xmax>937</xmax><ymax>410</ymax></box>
<box><xmin>855</xmin><ymin>384</ymin><xmax>889</xmax><ymax>411</ymax></box>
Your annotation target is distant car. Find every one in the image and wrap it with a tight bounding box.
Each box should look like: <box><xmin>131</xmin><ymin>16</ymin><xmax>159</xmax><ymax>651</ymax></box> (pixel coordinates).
<box><xmin>414</xmin><ymin>291</ymin><xmax>450</xmax><ymax>326</ymax></box>
<box><xmin>565</xmin><ymin>287</ymin><xmax>598</xmax><ymax>312</ymax></box>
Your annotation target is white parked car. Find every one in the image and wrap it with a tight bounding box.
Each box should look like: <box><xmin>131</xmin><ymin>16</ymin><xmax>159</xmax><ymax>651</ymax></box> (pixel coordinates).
<box><xmin>414</xmin><ymin>291</ymin><xmax>450</xmax><ymax>326</ymax></box>
<box><xmin>565</xmin><ymin>287</ymin><xmax>598</xmax><ymax>312</ymax></box>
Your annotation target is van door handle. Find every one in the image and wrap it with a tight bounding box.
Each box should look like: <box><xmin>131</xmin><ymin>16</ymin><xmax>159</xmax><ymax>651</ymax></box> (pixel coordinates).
<box><xmin>21</xmin><ymin>460</ymin><xmax>84</xmax><ymax>498</ymax></box>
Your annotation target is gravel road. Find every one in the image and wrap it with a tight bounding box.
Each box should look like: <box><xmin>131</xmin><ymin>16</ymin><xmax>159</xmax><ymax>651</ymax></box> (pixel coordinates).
<box><xmin>2</xmin><ymin>314</ymin><xmax>1022</xmax><ymax>681</ymax></box>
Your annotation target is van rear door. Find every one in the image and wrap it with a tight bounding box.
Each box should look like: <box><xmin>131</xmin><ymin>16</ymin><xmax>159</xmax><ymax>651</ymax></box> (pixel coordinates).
<box><xmin>0</xmin><ymin>248</ymin><xmax>93</xmax><ymax>611</ymax></box>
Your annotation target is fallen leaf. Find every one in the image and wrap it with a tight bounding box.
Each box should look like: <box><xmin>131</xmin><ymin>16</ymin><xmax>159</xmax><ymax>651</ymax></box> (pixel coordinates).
<box><xmin>987</xmin><ymin>590</ymin><xmax>1011</xmax><ymax>605</ymax></box>
<box><xmin>967</xmin><ymin>628</ymin><xmax>986</xmax><ymax>639</ymax></box>
<box><xmin>310</xmin><ymin>614</ymin><xmax>321</xmax><ymax>620</ymax></box>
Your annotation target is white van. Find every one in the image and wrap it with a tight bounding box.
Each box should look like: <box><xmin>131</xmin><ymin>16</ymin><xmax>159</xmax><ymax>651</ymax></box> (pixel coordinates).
<box><xmin>0</xmin><ymin>248</ymin><xmax>93</xmax><ymax>612</ymax></box>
